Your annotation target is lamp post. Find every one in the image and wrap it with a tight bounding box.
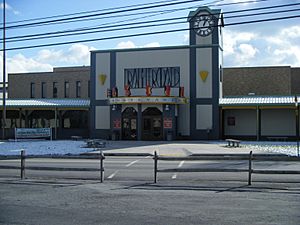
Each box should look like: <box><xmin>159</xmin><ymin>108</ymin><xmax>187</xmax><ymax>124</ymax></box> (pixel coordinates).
<box><xmin>2</xmin><ymin>0</ymin><xmax>6</xmax><ymax>140</ymax></box>
<box><xmin>295</xmin><ymin>96</ymin><xmax>299</xmax><ymax>157</ymax></box>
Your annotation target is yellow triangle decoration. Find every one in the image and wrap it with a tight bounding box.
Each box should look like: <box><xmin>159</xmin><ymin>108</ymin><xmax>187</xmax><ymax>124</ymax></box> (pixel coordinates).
<box><xmin>99</xmin><ymin>74</ymin><xmax>107</xmax><ymax>85</ymax></box>
<box><xmin>199</xmin><ymin>71</ymin><xmax>209</xmax><ymax>82</ymax></box>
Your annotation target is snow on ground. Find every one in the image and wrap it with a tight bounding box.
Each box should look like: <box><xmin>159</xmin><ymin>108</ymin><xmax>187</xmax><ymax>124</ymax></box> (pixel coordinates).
<box><xmin>0</xmin><ymin>140</ymin><xmax>299</xmax><ymax>156</ymax></box>
<box><xmin>0</xmin><ymin>140</ymin><xmax>90</xmax><ymax>156</ymax></box>
<box><xmin>242</xmin><ymin>141</ymin><xmax>300</xmax><ymax>156</ymax></box>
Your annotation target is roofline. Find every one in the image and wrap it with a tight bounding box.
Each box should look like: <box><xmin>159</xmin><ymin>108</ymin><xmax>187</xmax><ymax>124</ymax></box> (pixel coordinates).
<box><xmin>91</xmin><ymin>44</ymin><xmax>222</xmax><ymax>54</ymax></box>
<box><xmin>223</xmin><ymin>65</ymin><xmax>292</xmax><ymax>69</ymax></box>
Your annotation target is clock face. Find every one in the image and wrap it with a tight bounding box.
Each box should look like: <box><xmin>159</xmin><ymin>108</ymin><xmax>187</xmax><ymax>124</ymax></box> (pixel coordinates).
<box><xmin>193</xmin><ymin>13</ymin><xmax>215</xmax><ymax>37</ymax></box>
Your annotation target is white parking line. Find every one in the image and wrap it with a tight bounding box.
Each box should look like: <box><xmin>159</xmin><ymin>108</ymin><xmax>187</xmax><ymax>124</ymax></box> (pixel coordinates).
<box><xmin>178</xmin><ymin>161</ymin><xmax>185</xmax><ymax>168</ymax></box>
<box><xmin>172</xmin><ymin>161</ymin><xmax>185</xmax><ymax>179</ymax></box>
<box><xmin>126</xmin><ymin>160</ymin><xmax>139</xmax><ymax>167</ymax></box>
<box><xmin>107</xmin><ymin>170</ymin><xmax>119</xmax><ymax>179</ymax></box>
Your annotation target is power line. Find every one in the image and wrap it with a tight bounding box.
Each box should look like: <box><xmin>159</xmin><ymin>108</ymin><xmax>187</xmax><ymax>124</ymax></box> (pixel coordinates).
<box><xmin>3</xmin><ymin>0</ymin><xmax>185</xmax><ymax>25</ymax></box>
<box><xmin>3</xmin><ymin>2</ymin><xmax>299</xmax><ymax>43</ymax></box>
<box><xmin>2</xmin><ymin>14</ymin><xmax>299</xmax><ymax>52</ymax></box>
<box><xmin>1</xmin><ymin>0</ymin><xmax>271</xmax><ymax>30</ymax></box>
<box><xmin>1</xmin><ymin>0</ymin><xmax>207</xmax><ymax>30</ymax></box>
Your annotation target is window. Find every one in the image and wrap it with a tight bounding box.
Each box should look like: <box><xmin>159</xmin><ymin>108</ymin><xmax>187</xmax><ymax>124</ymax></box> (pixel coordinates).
<box><xmin>53</xmin><ymin>82</ymin><xmax>58</xmax><ymax>98</ymax></box>
<box><xmin>30</xmin><ymin>83</ymin><xmax>35</xmax><ymax>98</ymax></box>
<box><xmin>64</xmin><ymin>81</ymin><xmax>69</xmax><ymax>98</ymax></box>
<box><xmin>41</xmin><ymin>82</ymin><xmax>46</xmax><ymax>98</ymax></box>
<box><xmin>88</xmin><ymin>80</ymin><xmax>90</xmax><ymax>98</ymax></box>
<box><xmin>76</xmin><ymin>81</ymin><xmax>81</xmax><ymax>98</ymax></box>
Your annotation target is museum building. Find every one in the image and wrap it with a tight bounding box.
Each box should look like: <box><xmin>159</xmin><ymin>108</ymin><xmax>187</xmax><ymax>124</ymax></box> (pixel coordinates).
<box><xmin>90</xmin><ymin>7</ymin><xmax>223</xmax><ymax>141</ymax></box>
<box><xmin>2</xmin><ymin>6</ymin><xmax>300</xmax><ymax>141</ymax></box>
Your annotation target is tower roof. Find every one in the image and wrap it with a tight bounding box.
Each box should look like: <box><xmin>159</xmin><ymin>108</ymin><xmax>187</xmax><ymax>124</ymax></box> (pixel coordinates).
<box><xmin>187</xmin><ymin>6</ymin><xmax>221</xmax><ymax>22</ymax></box>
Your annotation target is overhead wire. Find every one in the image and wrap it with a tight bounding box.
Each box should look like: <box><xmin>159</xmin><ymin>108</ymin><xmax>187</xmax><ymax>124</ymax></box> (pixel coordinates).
<box><xmin>3</xmin><ymin>2</ymin><xmax>300</xmax><ymax>43</ymax></box>
<box><xmin>1</xmin><ymin>0</ymin><xmax>299</xmax><ymax>51</ymax></box>
<box><xmin>3</xmin><ymin>0</ymin><xmax>186</xmax><ymax>25</ymax></box>
<box><xmin>1</xmin><ymin>0</ymin><xmax>271</xmax><ymax>30</ymax></box>
<box><xmin>2</xmin><ymin>13</ymin><xmax>299</xmax><ymax>51</ymax></box>
<box><xmin>1</xmin><ymin>0</ymin><xmax>207</xmax><ymax>30</ymax></box>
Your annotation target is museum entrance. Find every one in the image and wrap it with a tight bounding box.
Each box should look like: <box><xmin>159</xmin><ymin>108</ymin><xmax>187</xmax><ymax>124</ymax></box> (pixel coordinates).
<box><xmin>142</xmin><ymin>107</ymin><xmax>163</xmax><ymax>141</ymax></box>
<box><xmin>122</xmin><ymin>107</ymin><xmax>137</xmax><ymax>140</ymax></box>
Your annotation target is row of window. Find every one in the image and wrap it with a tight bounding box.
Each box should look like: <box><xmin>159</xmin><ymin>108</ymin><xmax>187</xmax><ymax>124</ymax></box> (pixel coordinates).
<box><xmin>30</xmin><ymin>81</ymin><xmax>90</xmax><ymax>98</ymax></box>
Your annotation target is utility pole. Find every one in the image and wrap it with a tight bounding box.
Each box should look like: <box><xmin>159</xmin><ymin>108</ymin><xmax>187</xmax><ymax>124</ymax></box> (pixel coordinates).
<box><xmin>2</xmin><ymin>0</ymin><xmax>6</xmax><ymax>140</ymax></box>
<box><xmin>295</xmin><ymin>96</ymin><xmax>299</xmax><ymax>157</ymax></box>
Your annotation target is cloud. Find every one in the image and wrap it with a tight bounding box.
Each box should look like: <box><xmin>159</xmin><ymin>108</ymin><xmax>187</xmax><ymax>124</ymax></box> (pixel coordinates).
<box><xmin>37</xmin><ymin>43</ymin><xmax>95</xmax><ymax>65</ymax></box>
<box><xmin>115</xmin><ymin>40</ymin><xmax>160</xmax><ymax>49</ymax></box>
<box><xmin>262</xmin><ymin>25</ymin><xmax>300</xmax><ymax>66</ymax></box>
<box><xmin>116</xmin><ymin>41</ymin><xmax>137</xmax><ymax>49</ymax></box>
<box><xmin>0</xmin><ymin>3</ymin><xmax>19</xmax><ymax>15</ymax></box>
<box><xmin>0</xmin><ymin>52</ymin><xmax>52</xmax><ymax>82</ymax></box>
<box><xmin>223</xmin><ymin>30</ymin><xmax>256</xmax><ymax>56</ymax></box>
<box><xmin>223</xmin><ymin>25</ymin><xmax>300</xmax><ymax>67</ymax></box>
<box><xmin>0</xmin><ymin>43</ymin><xmax>95</xmax><ymax>82</ymax></box>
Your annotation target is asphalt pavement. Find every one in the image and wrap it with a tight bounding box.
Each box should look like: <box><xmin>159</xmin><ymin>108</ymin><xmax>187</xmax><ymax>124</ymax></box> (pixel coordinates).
<box><xmin>1</xmin><ymin>141</ymin><xmax>300</xmax><ymax>225</ymax></box>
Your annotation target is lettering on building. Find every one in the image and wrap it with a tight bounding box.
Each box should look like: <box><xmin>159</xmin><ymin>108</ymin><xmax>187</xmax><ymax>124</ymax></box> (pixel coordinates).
<box><xmin>124</xmin><ymin>67</ymin><xmax>180</xmax><ymax>89</ymax></box>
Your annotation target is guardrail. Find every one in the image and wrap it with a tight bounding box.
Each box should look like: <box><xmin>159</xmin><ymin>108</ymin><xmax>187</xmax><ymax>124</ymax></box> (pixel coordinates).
<box><xmin>0</xmin><ymin>151</ymin><xmax>152</xmax><ymax>182</ymax></box>
<box><xmin>1</xmin><ymin>151</ymin><xmax>300</xmax><ymax>185</ymax></box>
<box><xmin>153</xmin><ymin>151</ymin><xmax>300</xmax><ymax>185</ymax></box>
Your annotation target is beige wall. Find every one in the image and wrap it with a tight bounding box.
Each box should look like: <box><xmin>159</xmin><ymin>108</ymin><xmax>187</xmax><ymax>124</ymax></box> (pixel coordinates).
<box><xmin>95</xmin><ymin>53</ymin><xmax>110</xmax><ymax>100</ymax></box>
<box><xmin>224</xmin><ymin>109</ymin><xmax>257</xmax><ymax>136</ymax></box>
<box><xmin>261</xmin><ymin>109</ymin><xmax>295</xmax><ymax>136</ymax></box>
<box><xmin>8</xmin><ymin>66</ymin><xmax>90</xmax><ymax>99</ymax></box>
<box><xmin>115</xmin><ymin>49</ymin><xmax>191</xmax><ymax>135</ymax></box>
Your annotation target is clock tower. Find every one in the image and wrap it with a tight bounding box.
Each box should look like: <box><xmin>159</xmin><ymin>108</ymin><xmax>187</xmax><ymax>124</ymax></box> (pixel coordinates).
<box><xmin>188</xmin><ymin>7</ymin><xmax>223</xmax><ymax>139</ymax></box>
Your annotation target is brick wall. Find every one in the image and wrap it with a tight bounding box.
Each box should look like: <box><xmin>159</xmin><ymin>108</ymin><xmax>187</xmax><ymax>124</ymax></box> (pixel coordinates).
<box><xmin>8</xmin><ymin>66</ymin><xmax>90</xmax><ymax>99</ymax></box>
<box><xmin>223</xmin><ymin>66</ymin><xmax>291</xmax><ymax>96</ymax></box>
<box><xmin>291</xmin><ymin>68</ymin><xmax>300</xmax><ymax>95</ymax></box>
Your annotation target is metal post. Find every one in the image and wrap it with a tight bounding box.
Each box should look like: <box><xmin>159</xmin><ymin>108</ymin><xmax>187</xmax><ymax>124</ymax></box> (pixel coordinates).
<box><xmin>296</xmin><ymin>105</ymin><xmax>299</xmax><ymax>157</ymax></box>
<box><xmin>100</xmin><ymin>150</ymin><xmax>105</xmax><ymax>183</ymax></box>
<box><xmin>2</xmin><ymin>0</ymin><xmax>6</xmax><ymax>140</ymax></box>
<box><xmin>54</xmin><ymin>107</ymin><xmax>57</xmax><ymax>140</ymax></box>
<box><xmin>295</xmin><ymin>96</ymin><xmax>299</xmax><ymax>157</ymax></box>
<box><xmin>248</xmin><ymin>151</ymin><xmax>252</xmax><ymax>185</ymax></box>
<box><xmin>20</xmin><ymin>150</ymin><xmax>25</xmax><ymax>179</ymax></box>
<box><xmin>154</xmin><ymin>151</ymin><xmax>158</xmax><ymax>183</ymax></box>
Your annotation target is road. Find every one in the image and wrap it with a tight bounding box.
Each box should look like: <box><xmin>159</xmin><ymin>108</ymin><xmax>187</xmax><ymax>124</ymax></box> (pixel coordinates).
<box><xmin>0</xmin><ymin>156</ymin><xmax>300</xmax><ymax>225</ymax></box>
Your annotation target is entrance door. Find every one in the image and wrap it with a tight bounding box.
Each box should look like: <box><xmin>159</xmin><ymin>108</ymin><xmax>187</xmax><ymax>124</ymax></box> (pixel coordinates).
<box><xmin>122</xmin><ymin>107</ymin><xmax>137</xmax><ymax>140</ymax></box>
<box><xmin>142</xmin><ymin>107</ymin><xmax>163</xmax><ymax>141</ymax></box>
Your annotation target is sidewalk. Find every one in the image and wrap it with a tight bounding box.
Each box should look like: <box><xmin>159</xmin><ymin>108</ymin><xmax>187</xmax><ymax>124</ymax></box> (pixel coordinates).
<box><xmin>87</xmin><ymin>140</ymin><xmax>265</xmax><ymax>156</ymax></box>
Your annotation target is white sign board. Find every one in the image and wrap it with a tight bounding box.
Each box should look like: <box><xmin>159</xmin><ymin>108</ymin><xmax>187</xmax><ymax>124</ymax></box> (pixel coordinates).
<box><xmin>15</xmin><ymin>128</ymin><xmax>52</xmax><ymax>140</ymax></box>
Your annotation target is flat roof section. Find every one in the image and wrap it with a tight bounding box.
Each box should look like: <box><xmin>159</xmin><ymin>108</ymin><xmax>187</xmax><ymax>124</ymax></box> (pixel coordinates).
<box><xmin>220</xmin><ymin>96</ymin><xmax>299</xmax><ymax>107</ymax></box>
<box><xmin>0</xmin><ymin>99</ymin><xmax>90</xmax><ymax>109</ymax></box>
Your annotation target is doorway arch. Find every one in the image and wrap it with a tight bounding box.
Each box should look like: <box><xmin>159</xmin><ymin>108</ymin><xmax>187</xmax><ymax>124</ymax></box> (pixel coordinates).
<box><xmin>122</xmin><ymin>107</ymin><xmax>137</xmax><ymax>140</ymax></box>
<box><xmin>142</xmin><ymin>107</ymin><xmax>163</xmax><ymax>141</ymax></box>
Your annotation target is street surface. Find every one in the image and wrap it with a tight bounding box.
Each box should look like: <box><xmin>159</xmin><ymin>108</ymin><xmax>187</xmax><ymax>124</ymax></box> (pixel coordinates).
<box><xmin>1</xmin><ymin>142</ymin><xmax>300</xmax><ymax>224</ymax></box>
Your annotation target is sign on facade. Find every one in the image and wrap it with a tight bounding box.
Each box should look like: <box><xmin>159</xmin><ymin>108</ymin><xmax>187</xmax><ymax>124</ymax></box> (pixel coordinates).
<box><xmin>124</xmin><ymin>67</ymin><xmax>180</xmax><ymax>88</ymax></box>
<box><xmin>15</xmin><ymin>128</ymin><xmax>52</xmax><ymax>140</ymax></box>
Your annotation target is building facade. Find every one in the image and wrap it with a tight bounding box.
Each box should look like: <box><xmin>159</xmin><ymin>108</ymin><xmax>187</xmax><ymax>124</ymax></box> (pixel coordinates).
<box><xmin>90</xmin><ymin>7</ymin><xmax>223</xmax><ymax>141</ymax></box>
<box><xmin>8</xmin><ymin>66</ymin><xmax>90</xmax><ymax>99</ymax></box>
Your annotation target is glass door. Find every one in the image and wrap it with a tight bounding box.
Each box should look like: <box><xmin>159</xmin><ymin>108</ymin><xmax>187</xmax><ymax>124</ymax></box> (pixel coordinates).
<box><xmin>142</xmin><ymin>107</ymin><xmax>163</xmax><ymax>141</ymax></box>
<box><xmin>122</xmin><ymin>107</ymin><xmax>137</xmax><ymax>140</ymax></box>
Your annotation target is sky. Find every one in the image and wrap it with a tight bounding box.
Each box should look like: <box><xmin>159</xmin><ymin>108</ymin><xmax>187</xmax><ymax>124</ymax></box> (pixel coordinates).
<box><xmin>0</xmin><ymin>0</ymin><xmax>299</xmax><ymax>81</ymax></box>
